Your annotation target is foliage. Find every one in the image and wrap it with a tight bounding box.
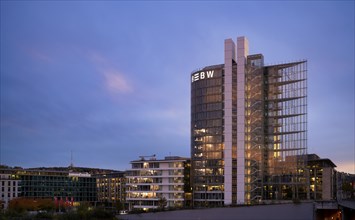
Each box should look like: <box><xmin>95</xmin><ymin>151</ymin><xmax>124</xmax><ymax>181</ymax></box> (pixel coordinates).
<box><xmin>342</xmin><ymin>182</ymin><xmax>354</xmax><ymax>192</ymax></box>
<box><xmin>91</xmin><ymin>207</ymin><xmax>114</xmax><ymax>219</ymax></box>
<box><xmin>342</xmin><ymin>182</ymin><xmax>355</xmax><ymax>199</ymax></box>
<box><xmin>8</xmin><ymin>198</ymin><xmax>55</xmax><ymax>212</ymax></box>
<box><xmin>56</xmin><ymin>207</ymin><xmax>115</xmax><ymax>220</ymax></box>
<box><xmin>35</xmin><ymin>211</ymin><xmax>54</xmax><ymax>219</ymax></box>
<box><xmin>38</xmin><ymin>198</ymin><xmax>56</xmax><ymax>211</ymax></box>
<box><xmin>0</xmin><ymin>209</ymin><xmax>27</xmax><ymax>219</ymax></box>
<box><xmin>0</xmin><ymin>207</ymin><xmax>115</xmax><ymax>220</ymax></box>
<box><xmin>114</xmin><ymin>201</ymin><xmax>124</xmax><ymax>211</ymax></box>
<box><xmin>157</xmin><ymin>197</ymin><xmax>167</xmax><ymax>211</ymax></box>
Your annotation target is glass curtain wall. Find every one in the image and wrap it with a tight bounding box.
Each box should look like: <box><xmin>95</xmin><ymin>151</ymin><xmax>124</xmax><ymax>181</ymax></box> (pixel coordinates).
<box><xmin>264</xmin><ymin>61</ymin><xmax>308</xmax><ymax>201</ymax></box>
<box><xmin>191</xmin><ymin>66</ymin><xmax>225</xmax><ymax>207</ymax></box>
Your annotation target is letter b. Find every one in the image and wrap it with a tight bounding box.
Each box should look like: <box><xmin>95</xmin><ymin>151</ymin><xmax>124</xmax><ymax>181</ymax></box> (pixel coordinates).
<box><xmin>200</xmin><ymin>72</ymin><xmax>205</xmax><ymax>79</ymax></box>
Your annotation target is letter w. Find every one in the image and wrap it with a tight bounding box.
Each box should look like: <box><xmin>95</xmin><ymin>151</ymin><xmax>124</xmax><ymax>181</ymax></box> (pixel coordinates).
<box><xmin>206</xmin><ymin>70</ymin><xmax>214</xmax><ymax>78</ymax></box>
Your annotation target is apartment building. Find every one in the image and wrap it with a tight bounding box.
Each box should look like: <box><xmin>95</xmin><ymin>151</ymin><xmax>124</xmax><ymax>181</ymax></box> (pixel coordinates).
<box><xmin>125</xmin><ymin>155</ymin><xmax>190</xmax><ymax>211</ymax></box>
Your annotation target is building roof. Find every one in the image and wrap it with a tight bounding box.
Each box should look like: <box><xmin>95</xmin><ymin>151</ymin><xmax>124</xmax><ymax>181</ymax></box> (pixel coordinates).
<box><xmin>130</xmin><ymin>156</ymin><xmax>190</xmax><ymax>163</ymax></box>
<box><xmin>308</xmin><ymin>158</ymin><xmax>337</xmax><ymax>168</ymax></box>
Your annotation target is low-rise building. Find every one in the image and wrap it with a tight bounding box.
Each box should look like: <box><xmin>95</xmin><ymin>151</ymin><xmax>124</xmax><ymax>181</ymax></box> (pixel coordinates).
<box><xmin>95</xmin><ymin>171</ymin><xmax>126</xmax><ymax>207</ymax></box>
<box><xmin>306</xmin><ymin>154</ymin><xmax>337</xmax><ymax>200</ymax></box>
<box><xmin>0</xmin><ymin>167</ymin><xmax>97</xmax><ymax>208</ymax></box>
<box><xmin>336</xmin><ymin>171</ymin><xmax>355</xmax><ymax>200</ymax></box>
<box><xmin>125</xmin><ymin>155</ymin><xmax>190</xmax><ymax>211</ymax></box>
<box><xmin>0</xmin><ymin>172</ymin><xmax>20</xmax><ymax>209</ymax></box>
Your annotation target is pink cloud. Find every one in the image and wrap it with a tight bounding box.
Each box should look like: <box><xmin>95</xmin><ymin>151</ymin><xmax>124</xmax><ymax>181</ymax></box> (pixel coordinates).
<box><xmin>86</xmin><ymin>50</ymin><xmax>133</xmax><ymax>94</ymax></box>
<box><xmin>102</xmin><ymin>69</ymin><xmax>133</xmax><ymax>93</ymax></box>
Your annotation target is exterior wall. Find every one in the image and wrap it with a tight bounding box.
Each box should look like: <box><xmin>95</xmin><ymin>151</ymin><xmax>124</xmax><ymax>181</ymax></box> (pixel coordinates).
<box><xmin>0</xmin><ymin>168</ymin><xmax>97</xmax><ymax>207</ymax></box>
<box><xmin>307</xmin><ymin>156</ymin><xmax>337</xmax><ymax>201</ymax></box>
<box><xmin>96</xmin><ymin>172</ymin><xmax>125</xmax><ymax>205</ymax></box>
<box><xmin>322</xmin><ymin>167</ymin><xmax>333</xmax><ymax>200</ymax></box>
<box><xmin>0</xmin><ymin>174</ymin><xmax>20</xmax><ymax>209</ymax></box>
<box><xmin>236</xmin><ymin>36</ymin><xmax>248</xmax><ymax>204</ymax></box>
<box><xmin>223</xmin><ymin>38</ymin><xmax>235</xmax><ymax>205</ymax></box>
<box><xmin>20</xmin><ymin>172</ymin><xmax>96</xmax><ymax>203</ymax></box>
<box><xmin>126</xmin><ymin>157</ymin><xmax>188</xmax><ymax>210</ymax></box>
<box><xmin>191</xmin><ymin>65</ymin><xmax>225</xmax><ymax>207</ymax></box>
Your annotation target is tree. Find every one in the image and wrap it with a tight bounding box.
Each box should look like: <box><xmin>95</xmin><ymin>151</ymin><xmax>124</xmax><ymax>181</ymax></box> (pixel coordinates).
<box><xmin>115</xmin><ymin>201</ymin><xmax>124</xmax><ymax>212</ymax></box>
<box><xmin>8</xmin><ymin>198</ymin><xmax>55</xmax><ymax>212</ymax></box>
<box><xmin>8</xmin><ymin>198</ymin><xmax>36</xmax><ymax>212</ymax></box>
<box><xmin>342</xmin><ymin>182</ymin><xmax>354</xmax><ymax>199</ymax></box>
<box><xmin>157</xmin><ymin>197</ymin><xmax>167</xmax><ymax>211</ymax></box>
<box><xmin>0</xmin><ymin>200</ymin><xmax>4</xmax><ymax>211</ymax></box>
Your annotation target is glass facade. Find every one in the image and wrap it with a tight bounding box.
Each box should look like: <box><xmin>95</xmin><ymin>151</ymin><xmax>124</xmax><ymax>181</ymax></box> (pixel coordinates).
<box><xmin>191</xmin><ymin>65</ymin><xmax>228</xmax><ymax>207</ymax></box>
<box><xmin>262</xmin><ymin>61</ymin><xmax>308</xmax><ymax>201</ymax></box>
<box><xmin>0</xmin><ymin>169</ymin><xmax>97</xmax><ymax>204</ymax></box>
<box><xmin>244</xmin><ymin>55</ymin><xmax>308</xmax><ymax>203</ymax></box>
<box><xmin>20</xmin><ymin>172</ymin><xmax>97</xmax><ymax>202</ymax></box>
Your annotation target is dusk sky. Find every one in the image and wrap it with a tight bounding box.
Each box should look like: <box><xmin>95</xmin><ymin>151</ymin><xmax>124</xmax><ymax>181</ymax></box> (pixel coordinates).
<box><xmin>1</xmin><ymin>1</ymin><xmax>354</xmax><ymax>173</ymax></box>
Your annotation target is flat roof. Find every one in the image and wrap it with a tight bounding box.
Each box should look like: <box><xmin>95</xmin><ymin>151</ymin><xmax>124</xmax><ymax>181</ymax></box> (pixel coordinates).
<box><xmin>308</xmin><ymin>158</ymin><xmax>337</xmax><ymax>168</ymax></box>
<box><xmin>130</xmin><ymin>156</ymin><xmax>189</xmax><ymax>163</ymax></box>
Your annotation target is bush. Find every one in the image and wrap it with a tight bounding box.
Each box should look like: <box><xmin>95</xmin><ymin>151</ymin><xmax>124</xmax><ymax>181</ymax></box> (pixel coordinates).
<box><xmin>0</xmin><ymin>209</ymin><xmax>25</xmax><ymax>220</ymax></box>
<box><xmin>8</xmin><ymin>198</ymin><xmax>55</xmax><ymax>212</ymax></box>
<box><xmin>35</xmin><ymin>211</ymin><xmax>54</xmax><ymax>219</ymax></box>
<box><xmin>91</xmin><ymin>207</ymin><xmax>114</xmax><ymax>219</ymax></box>
<box><xmin>56</xmin><ymin>212</ymin><xmax>81</xmax><ymax>220</ymax></box>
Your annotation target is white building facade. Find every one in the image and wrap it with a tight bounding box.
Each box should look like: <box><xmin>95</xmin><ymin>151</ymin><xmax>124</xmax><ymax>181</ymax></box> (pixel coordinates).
<box><xmin>0</xmin><ymin>173</ymin><xmax>20</xmax><ymax>209</ymax></box>
<box><xmin>125</xmin><ymin>156</ymin><xmax>189</xmax><ymax>211</ymax></box>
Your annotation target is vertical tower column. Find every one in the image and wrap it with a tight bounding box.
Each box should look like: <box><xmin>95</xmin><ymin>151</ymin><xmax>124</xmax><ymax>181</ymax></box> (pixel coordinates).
<box><xmin>224</xmin><ymin>39</ymin><xmax>236</xmax><ymax>206</ymax></box>
<box><xmin>236</xmin><ymin>36</ymin><xmax>249</xmax><ymax>204</ymax></box>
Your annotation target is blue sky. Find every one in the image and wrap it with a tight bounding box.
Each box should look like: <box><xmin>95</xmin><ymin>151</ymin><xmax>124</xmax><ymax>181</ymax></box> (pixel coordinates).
<box><xmin>1</xmin><ymin>1</ymin><xmax>354</xmax><ymax>173</ymax></box>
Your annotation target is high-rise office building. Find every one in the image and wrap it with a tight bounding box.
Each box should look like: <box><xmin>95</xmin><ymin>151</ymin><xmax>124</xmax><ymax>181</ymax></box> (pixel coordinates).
<box><xmin>191</xmin><ymin>37</ymin><xmax>307</xmax><ymax>206</ymax></box>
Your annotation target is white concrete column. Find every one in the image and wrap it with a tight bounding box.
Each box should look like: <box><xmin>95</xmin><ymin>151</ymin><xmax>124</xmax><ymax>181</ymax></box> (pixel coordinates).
<box><xmin>224</xmin><ymin>38</ymin><xmax>235</xmax><ymax>206</ymax></box>
<box><xmin>236</xmin><ymin>36</ymin><xmax>248</xmax><ymax>204</ymax></box>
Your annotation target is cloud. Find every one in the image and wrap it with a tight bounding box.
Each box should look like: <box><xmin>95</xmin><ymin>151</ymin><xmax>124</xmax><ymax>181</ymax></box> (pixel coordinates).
<box><xmin>102</xmin><ymin>69</ymin><xmax>132</xmax><ymax>93</ymax></box>
<box><xmin>87</xmin><ymin>50</ymin><xmax>133</xmax><ymax>94</ymax></box>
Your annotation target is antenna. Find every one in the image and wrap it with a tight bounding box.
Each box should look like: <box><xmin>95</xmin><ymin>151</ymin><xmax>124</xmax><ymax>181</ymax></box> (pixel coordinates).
<box><xmin>70</xmin><ymin>150</ymin><xmax>74</xmax><ymax>168</ymax></box>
